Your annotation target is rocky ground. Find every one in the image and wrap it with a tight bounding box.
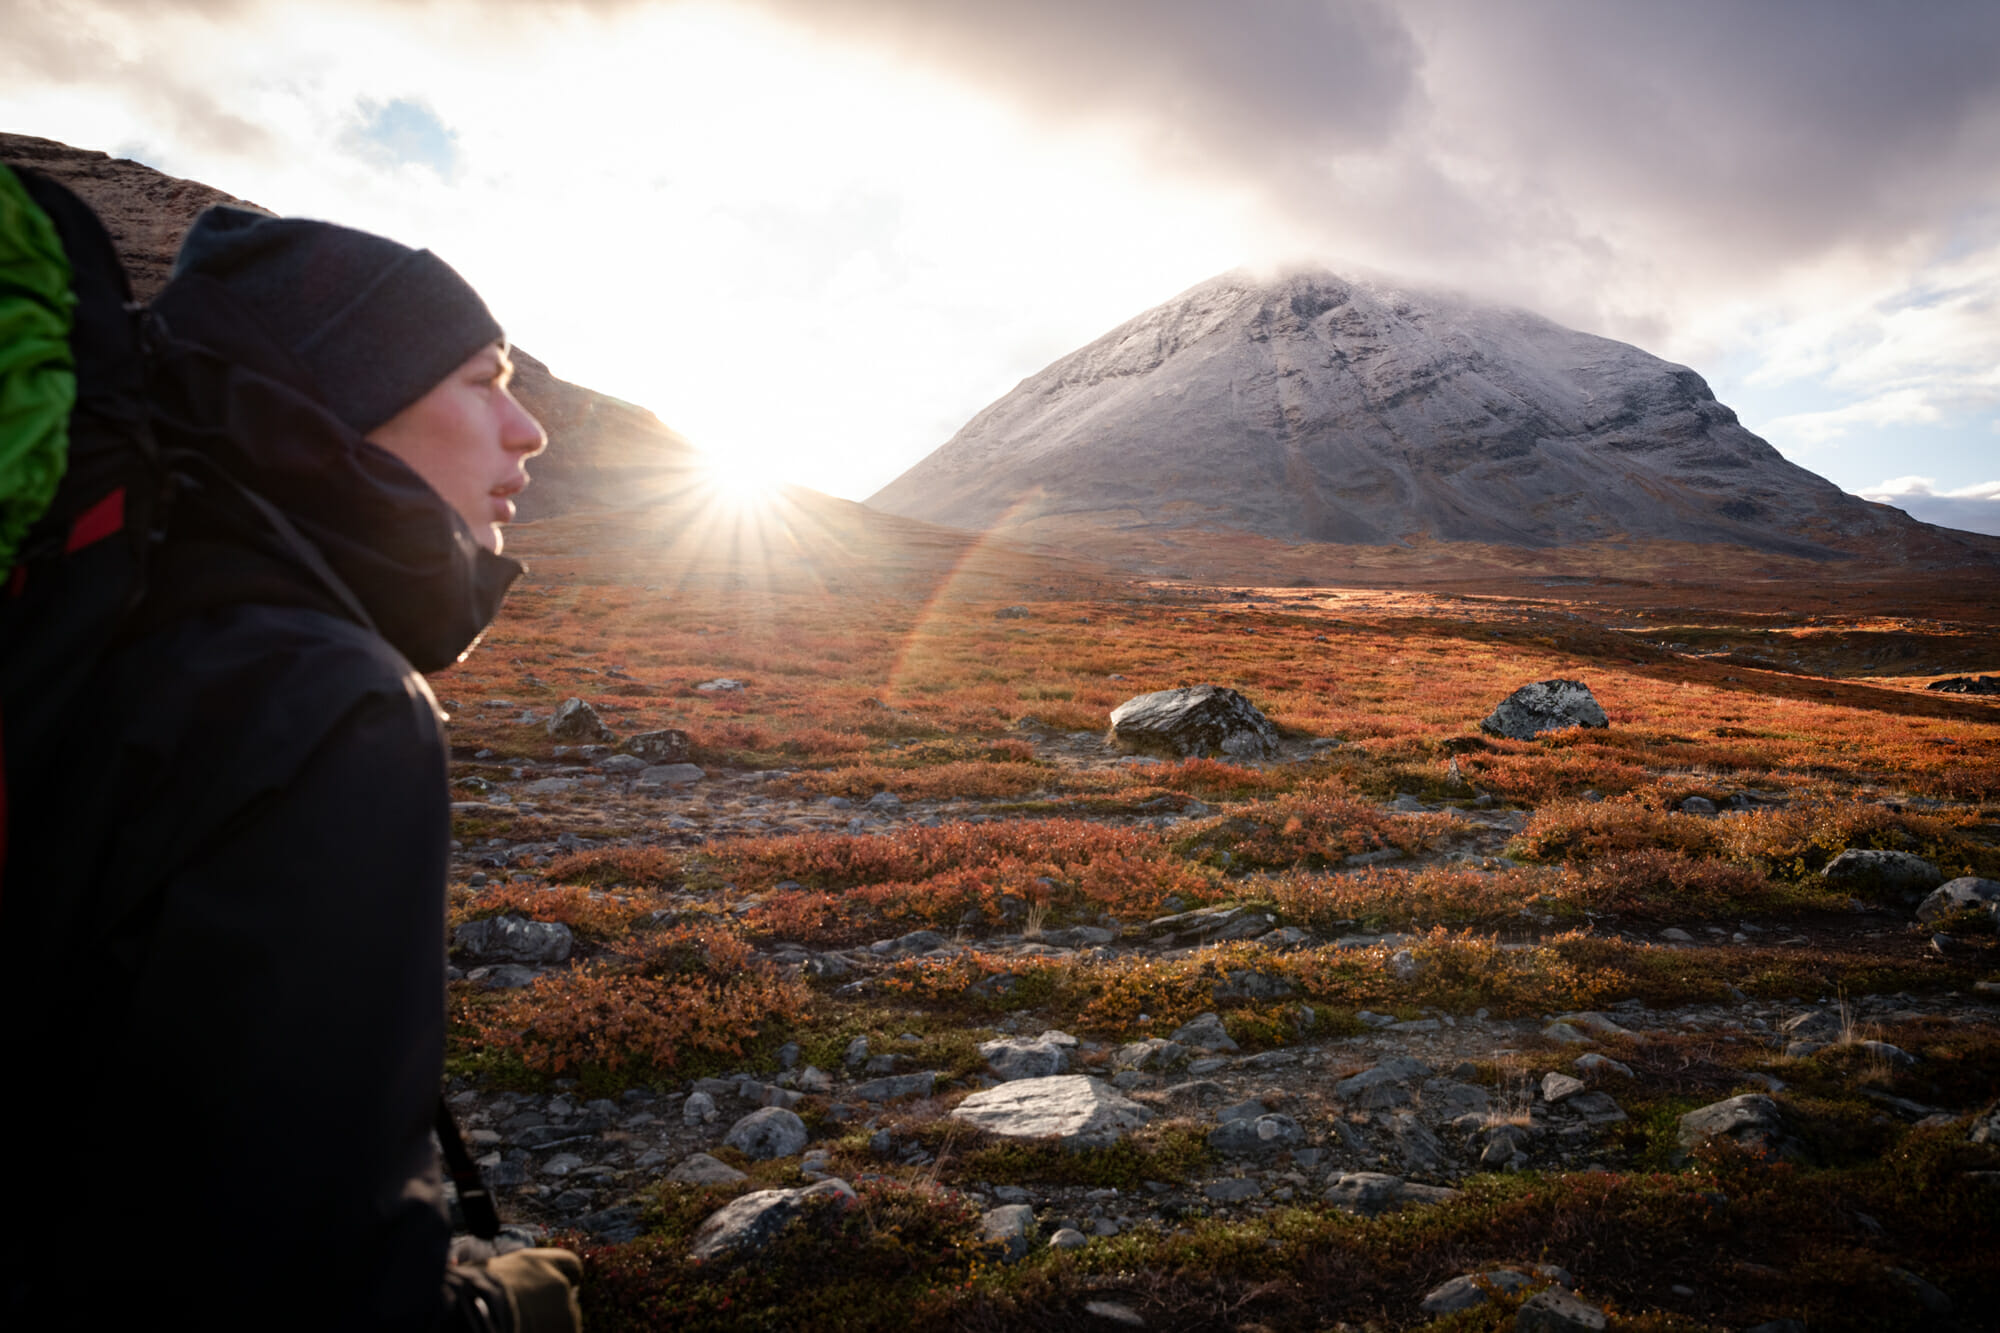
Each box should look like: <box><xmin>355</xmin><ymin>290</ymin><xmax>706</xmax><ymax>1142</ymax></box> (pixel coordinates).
<box><xmin>438</xmin><ymin>692</ymin><xmax>2000</xmax><ymax>1331</ymax></box>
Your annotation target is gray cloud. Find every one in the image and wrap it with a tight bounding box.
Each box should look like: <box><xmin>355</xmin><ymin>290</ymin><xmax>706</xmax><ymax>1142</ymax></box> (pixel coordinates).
<box><xmin>732</xmin><ymin>0</ymin><xmax>2000</xmax><ymax>327</ymax></box>
<box><xmin>743</xmin><ymin>0</ymin><xmax>1423</xmax><ymax>169</ymax></box>
<box><xmin>1</xmin><ymin>0</ymin><xmax>274</xmax><ymax>158</ymax></box>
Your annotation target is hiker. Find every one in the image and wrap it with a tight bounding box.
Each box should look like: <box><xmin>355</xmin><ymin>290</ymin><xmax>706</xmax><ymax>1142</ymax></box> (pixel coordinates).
<box><xmin>1</xmin><ymin>197</ymin><xmax>580</xmax><ymax>1331</ymax></box>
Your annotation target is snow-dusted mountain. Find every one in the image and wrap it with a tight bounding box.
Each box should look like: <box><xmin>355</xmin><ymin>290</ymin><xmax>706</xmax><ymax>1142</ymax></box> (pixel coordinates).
<box><xmin>869</xmin><ymin>269</ymin><xmax>1963</xmax><ymax>559</ymax></box>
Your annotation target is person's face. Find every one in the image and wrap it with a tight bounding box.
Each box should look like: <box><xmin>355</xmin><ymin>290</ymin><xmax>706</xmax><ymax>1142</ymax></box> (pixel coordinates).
<box><xmin>366</xmin><ymin>342</ymin><xmax>546</xmax><ymax>554</ymax></box>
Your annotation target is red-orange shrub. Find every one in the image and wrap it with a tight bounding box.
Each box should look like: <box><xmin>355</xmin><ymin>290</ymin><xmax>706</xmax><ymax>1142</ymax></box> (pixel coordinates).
<box><xmin>465</xmin><ymin>925</ymin><xmax>809</xmax><ymax>1075</ymax></box>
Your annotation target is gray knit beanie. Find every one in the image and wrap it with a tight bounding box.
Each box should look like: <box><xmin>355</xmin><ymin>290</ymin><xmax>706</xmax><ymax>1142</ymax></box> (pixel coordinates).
<box><xmin>170</xmin><ymin>205</ymin><xmax>503</xmax><ymax>434</ymax></box>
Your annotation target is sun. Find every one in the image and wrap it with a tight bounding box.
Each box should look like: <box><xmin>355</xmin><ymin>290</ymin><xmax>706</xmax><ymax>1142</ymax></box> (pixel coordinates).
<box><xmin>698</xmin><ymin>445</ymin><xmax>780</xmax><ymax>511</ymax></box>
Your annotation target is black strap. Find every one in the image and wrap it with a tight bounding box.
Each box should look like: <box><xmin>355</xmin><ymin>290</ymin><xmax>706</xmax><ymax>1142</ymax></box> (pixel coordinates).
<box><xmin>436</xmin><ymin>1095</ymin><xmax>502</xmax><ymax>1240</ymax></box>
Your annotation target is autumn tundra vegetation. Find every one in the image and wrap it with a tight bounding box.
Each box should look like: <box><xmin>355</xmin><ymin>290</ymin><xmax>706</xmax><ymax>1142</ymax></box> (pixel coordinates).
<box><xmin>434</xmin><ymin>511</ymin><xmax>2000</xmax><ymax>1331</ymax></box>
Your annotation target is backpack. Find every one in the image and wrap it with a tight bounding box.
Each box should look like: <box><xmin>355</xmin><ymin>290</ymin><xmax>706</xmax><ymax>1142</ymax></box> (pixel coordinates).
<box><xmin>0</xmin><ymin>162</ymin><xmax>164</xmax><ymax>909</ymax></box>
<box><xmin>0</xmin><ymin>162</ymin><xmax>502</xmax><ymax>1241</ymax></box>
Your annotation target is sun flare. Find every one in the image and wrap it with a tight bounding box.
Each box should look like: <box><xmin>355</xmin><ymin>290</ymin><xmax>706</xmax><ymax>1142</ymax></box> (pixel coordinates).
<box><xmin>699</xmin><ymin>446</ymin><xmax>781</xmax><ymax>511</ymax></box>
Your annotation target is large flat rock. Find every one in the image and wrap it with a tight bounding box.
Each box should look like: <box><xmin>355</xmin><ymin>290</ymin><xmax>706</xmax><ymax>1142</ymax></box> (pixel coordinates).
<box><xmin>950</xmin><ymin>1075</ymin><xmax>1152</xmax><ymax>1149</ymax></box>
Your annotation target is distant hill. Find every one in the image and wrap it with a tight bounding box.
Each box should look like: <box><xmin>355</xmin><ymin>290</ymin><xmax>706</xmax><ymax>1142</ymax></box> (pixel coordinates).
<box><xmin>869</xmin><ymin>269</ymin><xmax>1999</xmax><ymax>569</ymax></box>
<box><xmin>0</xmin><ymin>131</ymin><xmax>699</xmax><ymax>522</ymax></box>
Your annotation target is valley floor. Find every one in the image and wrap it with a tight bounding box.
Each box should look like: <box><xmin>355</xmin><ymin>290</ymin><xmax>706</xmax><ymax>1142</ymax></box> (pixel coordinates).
<box><xmin>431</xmin><ymin>519</ymin><xmax>2000</xmax><ymax>1331</ymax></box>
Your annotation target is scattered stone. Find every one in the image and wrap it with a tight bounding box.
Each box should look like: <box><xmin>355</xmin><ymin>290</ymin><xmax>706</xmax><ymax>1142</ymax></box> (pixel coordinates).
<box><xmin>1203</xmin><ymin>1176</ymin><xmax>1265</xmax><ymax>1203</ymax></box>
<box><xmin>1082</xmin><ymin>1299</ymin><xmax>1146</xmax><ymax>1326</ymax></box>
<box><xmin>1107</xmin><ymin>685</ymin><xmax>1279</xmax><ymax>761</ymax></box>
<box><xmin>1541</xmin><ymin>1022</ymin><xmax>1591</xmax><ymax>1045</ymax></box>
<box><xmin>1680</xmin><ymin>795</ymin><xmax>1717</xmax><ymax>815</ymax></box>
<box><xmin>872</xmin><ymin>929</ymin><xmax>951</xmax><ymax>957</ymax></box>
<box><xmin>980</xmin><ymin>1031</ymin><xmax>1076</xmax><ymax>1080</ymax></box>
<box><xmin>682</xmin><ymin>1091</ymin><xmax>717</xmax><ymax>1126</ymax></box>
<box><xmin>467</xmin><ymin>963</ymin><xmax>539</xmax><ymax>990</ymax></box>
<box><xmin>1207</xmin><ymin>1113</ymin><xmax>1305</xmax><ymax>1156</ymax></box>
<box><xmin>994</xmin><ymin>605</ymin><xmax>1032</xmax><ymax>620</ymax></box>
<box><xmin>636</xmin><ymin>763</ymin><xmax>706</xmax><ymax>787</ymax></box>
<box><xmin>1916</xmin><ymin>876</ymin><xmax>2000</xmax><ymax>926</ymax></box>
<box><xmin>1541</xmin><ymin>1072</ymin><xmax>1586</xmax><ymax>1103</ymax></box>
<box><xmin>852</xmin><ymin>1072</ymin><xmax>938</xmax><ymax>1103</ymax></box>
<box><xmin>1886</xmin><ymin>1267</ymin><xmax>1952</xmax><ymax>1314</ymax></box>
<box><xmin>596</xmin><ymin>754</ymin><xmax>646</xmax><ymax>775</ymax></box>
<box><xmin>951</xmin><ymin>1075</ymin><xmax>1153</xmax><ymax>1148</ymax></box>
<box><xmin>1478</xmin><ymin>679</ymin><xmax>1608</xmax><ymax>740</ymax></box>
<box><xmin>547</xmin><ymin>697</ymin><xmax>614</xmax><ymax>743</ymax></box>
<box><xmin>452</xmin><ymin>916</ymin><xmax>574</xmax><ymax>966</ymax></box>
<box><xmin>696</xmin><ymin>678</ymin><xmax>746</xmax><ymax>692</ymax></box>
<box><xmin>723</xmin><ymin>1107</ymin><xmax>809</xmax><ymax>1160</ymax></box>
<box><xmin>666</xmin><ymin>1153</ymin><xmax>748</xmax><ymax>1186</ymax></box>
<box><xmin>1420</xmin><ymin>1270</ymin><xmax>1535</xmax><ymax>1315</ymax></box>
<box><xmin>1516</xmin><ymin>1287</ymin><xmax>1607</xmax><ymax>1332</ymax></box>
<box><xmin>1212</xmin><ymin>968</ymin><xmax>1296</xmax><ymax>1002</ymax></box>
<box><xmin>624</xmin><ymin>728</ymin><xmax>692</xmax><ymax>764</ymax></box>
<box><xmin>1821</xmin><ymin>849</ymin><xmax>1943</xmax><ymax>895</ymax></box>
<box><xmin>1323</xmin><ymin>1172</ymin><xmax>1459</xmax><ymax>1217</ymax></box>
<box><xmin>1335</xmin><ymin>1058</ymin><xmax>1433</xmax><ymax>1109</ymax></box>
<box><xmin>1659</xmin><ymin>927</ymin><xmax>1694</xmax><ymax>942</ymax></box>
<box><xmin>1858</xmin><ymin>1040</ymin><xmax>1916</xmax><ymax>1067</ymax></box>
<box><xmin>978</xmin><ymin>1204</ymin><xmax>1037</xmax><ymax>1262</ymax></box>
<box><xmin>1169</xmin><ymin>1012</ymin><xmax>1239</xmax><ymax>1052</ymax></box>
<box><xmin>1048</xmin><ymin>1227</ymin><xmax>1088</xmax><ymax>1250</ymax></box>
<box><xmin>1675</xmin><ymin>1094</ymin><xmax>1795</xmax><ymax>1165</ymax></box>
<box><xmin>1113</xmin><ymin>1038</ymin><xmax>1189</xmax><ymax>1072</ymax></box>
<box><xmin>1573</xmin><ymin>1053</ymin><xmax>1634</xmax><ymax>1079</ymax></box>
<box><xmin>686</xmin><ymin>1178</ymin><xmax>856</xmax><ymax>1263</ymax></box>
<box><xmin>1565</xmin><ymin>1092</ymin><xmax>1628</xmax><ymax>1124</ymax></box>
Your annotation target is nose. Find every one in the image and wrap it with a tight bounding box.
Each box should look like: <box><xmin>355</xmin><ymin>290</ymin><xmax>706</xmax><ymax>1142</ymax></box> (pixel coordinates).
<box><xmin>503</xmin><ymin>389</ymin><xmax>547</xmax><ymax>458</ymax></box>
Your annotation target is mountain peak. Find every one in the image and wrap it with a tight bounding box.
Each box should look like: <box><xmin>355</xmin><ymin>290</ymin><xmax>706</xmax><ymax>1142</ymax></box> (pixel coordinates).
<box><xmin>870</xmin><ymin>266</ymin><xmax>1959</xmax><ymax>561</ymax></box>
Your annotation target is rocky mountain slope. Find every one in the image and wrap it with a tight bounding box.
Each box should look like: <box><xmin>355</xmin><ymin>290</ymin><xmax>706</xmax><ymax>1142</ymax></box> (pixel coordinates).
<box><xmin>0</xmin><ymin>132</ymin><xmax>698</xmax><ymax>521</ymax></box>
<box><xmin>869</xmin><ymin>269</ymin><xmax>1995</xmax><ymax>564</ymax></box>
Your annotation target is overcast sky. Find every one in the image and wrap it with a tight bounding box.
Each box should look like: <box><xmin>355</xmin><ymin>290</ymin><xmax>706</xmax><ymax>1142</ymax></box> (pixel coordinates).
<box><xmin>5</xmin><ymin>0</ymin><xmax>1997</xmax><ymax>533</ymax></box>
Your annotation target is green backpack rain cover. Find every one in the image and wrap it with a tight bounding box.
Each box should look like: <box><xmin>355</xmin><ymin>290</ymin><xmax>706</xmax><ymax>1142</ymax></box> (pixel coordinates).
<box><xmin>0</xmin><ymin>162</ymin><xmax>77</xmax><ymax>573</ymax></box>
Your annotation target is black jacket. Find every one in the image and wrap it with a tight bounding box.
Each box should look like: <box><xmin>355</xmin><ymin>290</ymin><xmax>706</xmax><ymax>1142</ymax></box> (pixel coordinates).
<box><xmin>2</xmin><ymin>272</ymin><xmax>520</xmax><ymax>1327</ymax></box>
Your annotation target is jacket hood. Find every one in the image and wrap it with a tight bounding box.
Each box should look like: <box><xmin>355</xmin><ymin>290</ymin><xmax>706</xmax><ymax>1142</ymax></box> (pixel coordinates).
<box><xmin>148</xmin><ymin>271</ymin><xmax>521</xmax><ymax>672</ymax></box>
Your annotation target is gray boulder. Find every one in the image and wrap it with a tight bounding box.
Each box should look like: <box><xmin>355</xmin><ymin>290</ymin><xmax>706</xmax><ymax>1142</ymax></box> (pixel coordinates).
<box><xmin>685</xmin><ymin>1179</ymin><xmax>857</xmax><ymax>1263</ymax></box>
<box><xmin>1674</xmin><ymin>1093</ymin><xmax>1795</xmax><ymax>1165</ymax></box>
<box><xmin>1821</xmin><ymin>849</ymin><xmax>1943</xmax><ymax>895</ymax></box>
<box><xmin>950</xmin><ymin>1075</ymin><xmax>1152</xmax><ymax>1149</ymax></box>
<box><xmin>1916</xmin><ymin>876</ymin><xmax>2000</xmax><ymax>926</ymax></box>
<box><xmin>1517</xmin><ymin>1288</ymin><xmax>1608</xmax><ymax>1332</ymax></box>
<box><xmin>1169</xmin><ymin>1012</ymin><xmax>1239</xmax><ymax>1052</ymax></box>
<box><xmin>1107</xmin><ymin>685</ymin><xmax>1278</xmax><ymax>760</ymax></box>
<box><xmin>1479</xmin><ymin>679</ymin><xmax>1608</xmax><ymax>740</ymax></box>
<box><xmin>1333</xmin><ymin>1058</ymin><xmax>1432</xmax><ymax>1109</ymax></box>
<box><xmin>547</xmin><ymin>697</ymin><xmax>614</xmax><ymax>743</ymax></box>
<box><xmin>666</xmin><ymin>1153</ymin><xmax>749</xmax><ymax>1186</ymax></box>
<box><xmin>1111</xmin><ymin>1038</ymin><xmax>1188</xmax><ymax>1072</ymax></box>
<box><xmin>723</xmin><ymin>1107</ymin><xmax>809</xmax><ymax>1160</ymax></box>
<box><xmin>978</xmin><ymin>1204</ymin><xmax>1037</xmax><ymax>1262</ymax></box>
<box><xmin>1207</xmin><ymin>1113</ymin><xmax>1305</xmax><ymax>1156</ymax></box>
<box><xmin>452</xmin><ymin>916</ymin><xmax>573</xmax><ymax>966</ymax></box>
<box><xmin>1322</xmin><ymin>1171</ymin><xmax>1460</xmax><ymax>1217</ymax></box>
<box><xmin>979</xmin><ymin>1031</ymin><xmax>1076</xmax><ymax>1081</ymax></box>
<box><xmin>625</xmin><ymin>728</ymin><xmax>692</xmax><ymax>764</ymax></box>
<box><xmin>1420</xmin><ymin>1270</ymin><xmax>1535</xmax><ymax>1315</ymax></box>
